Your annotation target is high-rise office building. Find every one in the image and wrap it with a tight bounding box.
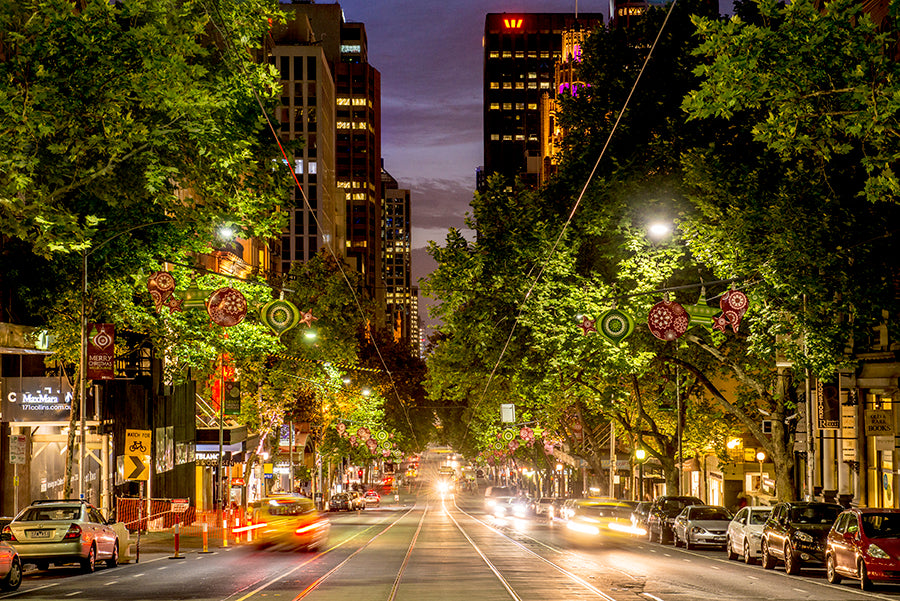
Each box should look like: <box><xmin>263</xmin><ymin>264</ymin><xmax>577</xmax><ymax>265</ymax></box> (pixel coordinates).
<box><xmin>271</xmin><ymin>3</ymin><xmax>384</xmax><ymax>318</ymax></box>
<box><xmin>381</xmin><ymin>166</ymin><xmax>416</xmax><ymax>346</ymax></box>
<box><xmin>482</xmin><ymin>12</ymin><xmax>603</xmax><ymax>188</ymax></box>
<box><xmin>268</xmin><ymin>12</ymin><xmax>343</xmax><ymax>274</ymax></box>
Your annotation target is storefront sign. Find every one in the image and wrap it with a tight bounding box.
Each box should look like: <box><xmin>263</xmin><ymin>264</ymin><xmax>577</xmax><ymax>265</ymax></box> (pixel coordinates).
<box><xmin>866</xmin><ymin>410</ymin><xmax>894</xmax><ymax>436</ymax></box>
<box><xmin>8</xmin><ymin>435</ymin><xmax>26</xmax><ymax>464</ymax></box>
<box><xmin>816</xmin><ymin>380</ymin><xmax>840</xmax><ymax>429</ymax></box>
<box><xmin>1</xmin><ymin>377</ymin><xmax>73</xmax><ymax>422</ymax></box>
<box><xmin>87</xmin><ymin>323</ymin><xmax>115</xmax><ymax>380</ymax></box>
<box><xmin>842</xmin><ymin>406</ymin><xmax>857</xmax><ymax>461</ymax></box>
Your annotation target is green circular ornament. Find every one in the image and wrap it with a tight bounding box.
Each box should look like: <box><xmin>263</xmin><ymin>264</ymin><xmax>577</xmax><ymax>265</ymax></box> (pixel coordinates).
<box><xmin>380</xmin><ymin>439</ymin><xmax>392</xmax><ymax>450</ymax></box>
<box><xmin>375</xmin><ymin>429</ymin><xmax>389</xmax><ymax>442</ymax></box>
<box><xmin>493</xmin><ymin>440</ymin><xmax>504</xmax><ymax>451</ymax></box>
<box><xmin>502</xmin><ymin>429</ymin><xmax>515</xmax><ymax>442</ymax></box>
<box><xmin>261</xmin><ymin>299</ymin><xmax>301</xmax><ymax>335</ymax></box>
<box><xmin>598</xmin><ymin>308</ymin><xmax>635</xmax><ymax>345</ymax></box>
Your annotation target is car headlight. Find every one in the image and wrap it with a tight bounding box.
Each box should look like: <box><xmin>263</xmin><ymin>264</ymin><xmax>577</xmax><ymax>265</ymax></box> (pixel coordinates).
<box><xmin>691</xmin><ymin>527</ymin><xmax>709</xmax><ymax>534</ymax></box>
<box><xmin>794</xmin><ymin>531</ymin><xmax>814</xmax><ymax>543</ymax></box>
<box><xmin>868</xmin><ymin>544</ymin><xmax>890</xmax><ymax>559</ymax></box>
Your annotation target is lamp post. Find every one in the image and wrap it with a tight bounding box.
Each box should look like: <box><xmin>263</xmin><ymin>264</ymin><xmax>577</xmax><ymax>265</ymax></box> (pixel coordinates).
<box><xmin>756</xmin><ymin>451</ymin><xmax>766</xmax><ymax>493</ymax></box>
<box><xmin>79</xmin><ymin>219</ymin><xmax>175</xmax><ymax>503</ymax></box>
<box><xmin>635</xmin><ymin>448</ymin><xmax>646</xmax><ymax>501</ymax></box>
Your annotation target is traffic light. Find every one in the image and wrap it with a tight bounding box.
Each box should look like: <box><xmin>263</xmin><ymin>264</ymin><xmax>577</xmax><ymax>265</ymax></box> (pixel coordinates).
<box><xmin>358</xmin><ymin>469</ymin><xmax>363</xmax><ymax>479</ymax></box>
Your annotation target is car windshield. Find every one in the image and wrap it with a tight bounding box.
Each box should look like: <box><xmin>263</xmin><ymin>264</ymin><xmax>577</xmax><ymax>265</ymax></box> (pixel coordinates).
<box><xmin>267</xmin><ymin>499</ymin><xmax>314</xmax><ymax>516</ymax></box>
<box><xmin>690</xmin><ymin>507</ymin><xmax>731</xmax><ymax>520</ymax></box>
<box><xmin>789</xmin><ymin>505</ymin><xmax>841</xmax><ymax>524</ymax></box>
<box><xmin>861</xmin><ymin>513</ymin><xmax>900</xmax><ymax>538</ymax></box>
<box><xmin>580</xmin><ymin>505</ymin><xmax>631</xmax><ymax>519</ymax></box>
<box><xmin>663</xmin><ymin>498</ymin><xmax>699</xmax><ymax>512</ymax></box>
<box><xmin>749</xmin><ymin>510</ymin><xmax>771</xmax><ymax>525</ymax></box>
<box><xmin>19</xmin><ymin>506</ymin><xmax>80</xmax><ymax>521</ymax></box>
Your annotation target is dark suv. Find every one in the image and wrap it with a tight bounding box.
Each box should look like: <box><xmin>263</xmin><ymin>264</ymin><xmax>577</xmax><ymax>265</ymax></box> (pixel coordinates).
<box><xmin>647</xmin><ymin>496</ymin><xmax>703</xmax><ymax>544</ymax></box>
<box><xmin>761</xmin><ymin>501</ymin><xmax>843</xmax><ymax>574</ymax></box>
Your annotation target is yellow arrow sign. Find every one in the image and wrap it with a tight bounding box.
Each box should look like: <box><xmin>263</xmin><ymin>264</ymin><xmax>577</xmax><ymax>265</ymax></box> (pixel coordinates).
<box><xmin>124</xmin><ymin>454</ymin><xmax>150</xmax><ymax>481</ymax></box>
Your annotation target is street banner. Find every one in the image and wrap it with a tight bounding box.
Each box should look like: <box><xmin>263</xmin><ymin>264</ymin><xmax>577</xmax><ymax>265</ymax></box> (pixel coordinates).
<box><xmin>223</xmin><ymin>381</ymin><xmax>241</xmax><ymax>415</ymax></box>
<box><xmin>87</xmin><ymin>323</ymin><xmax>115</xmax><ymax>380</ymax></box>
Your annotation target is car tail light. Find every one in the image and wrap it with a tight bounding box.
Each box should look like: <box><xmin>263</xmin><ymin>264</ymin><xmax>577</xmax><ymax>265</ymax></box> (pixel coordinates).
<box><xmin>295</xmin><ymin>520</ymin><xmax>324</xmax><ymax>535</ymax></box>
<box><xmin>63</xmin><ymin>524</ymin><xmax>82</xmax><ymax>540</ymax></box>
<box><xmin>1</xmin><ymin>525</ymin><xmax>16</xmax><ymax>542</ymax></box>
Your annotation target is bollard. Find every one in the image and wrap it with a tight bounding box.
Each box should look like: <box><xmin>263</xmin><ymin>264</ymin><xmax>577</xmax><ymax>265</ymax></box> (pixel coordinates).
<box><xmin>169</xmin><ymin>523</ymin><xmax>185</xmax><ymax>559</ymax></box>
<box><xmin>223</xmin><ymin>515</ymin><xmax>229</xmax><ymax>548</ymax></box>
<box><xmin>200</xmin><ymin>521</ymin><xmax>213</xmax><ymax>554</ymax></box>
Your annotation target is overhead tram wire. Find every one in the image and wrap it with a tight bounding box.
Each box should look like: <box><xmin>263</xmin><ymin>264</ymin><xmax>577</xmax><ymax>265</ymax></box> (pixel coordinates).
<box><xmin>460</xmin><ymin>0</ymin><xmax>682</xmax><ymax>446</ymax></box>
<box><xmin>200</xmin><ymin>0</ymin><xmax>420</xmax><ymax>448</ymax></box>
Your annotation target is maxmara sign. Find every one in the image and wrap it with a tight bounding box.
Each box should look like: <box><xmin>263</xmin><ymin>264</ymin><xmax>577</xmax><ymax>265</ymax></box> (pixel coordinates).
<box><xmin>1</xmin><ymin>377</ymin><xmax>74</xmax><ymax>422</ymax></box>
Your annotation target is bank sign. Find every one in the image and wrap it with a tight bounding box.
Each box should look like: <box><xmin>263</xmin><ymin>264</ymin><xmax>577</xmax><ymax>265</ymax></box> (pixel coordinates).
<box><xmin>1</xmin><ymin>377</ymin><xmax>74</xmax><ymax>422</ymax></box>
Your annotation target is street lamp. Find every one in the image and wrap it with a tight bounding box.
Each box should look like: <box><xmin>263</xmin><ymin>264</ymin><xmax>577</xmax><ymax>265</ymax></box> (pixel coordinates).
<box><xmin>635</xmin><ymin>448</ymin><xmax>647</xmax><ymax>501</ymax></box>
<box><xmin>79</xmin><ymin>219</ymin><xmax>176</xmax><ymax>504</ymax></box>
<box><xmin>756</xmin><ymin>451</ymin><xmax>766</xmax><ymax>492</ymax></box>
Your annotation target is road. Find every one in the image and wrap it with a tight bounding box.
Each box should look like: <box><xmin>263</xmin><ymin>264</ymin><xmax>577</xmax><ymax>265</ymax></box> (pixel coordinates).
<box><xmin>3</xmin><ymin>490</ymin><xmax>899</xmax><ymax>601</ymax></box>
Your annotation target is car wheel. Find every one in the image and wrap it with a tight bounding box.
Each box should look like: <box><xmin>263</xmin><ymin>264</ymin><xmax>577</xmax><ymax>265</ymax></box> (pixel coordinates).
<box><xmin>743</xmin><ymin>540</ymin><xmax>755</xmax><ymax>565</ymax></box>
<box><xmin>859</xmin><ymin>560</ymin><xmax>873</xmax><ymax>591</ymax></box>
<box><xmin>0</xmin><ymin>556</ymin><xmax>22</xmax><ymax>591</ymax></box>
<box><xmin>726</xmin><ymin>537</ymin><xmax>737</xmax><ymax>561</ymax></box>
<box><xmin>784</xmin><ymin>543</ymin><xmax>800</xmax><ymax>575</ymax></box>
<box><xmin>761</xmin><ymin>539</ymin><xmax>776</xmax><ymax>570</ymax></box>
<box><xmin>106</xmin><ymin>541</ymin><xmax>118</xmax><ymax>568</ymax></box>
<box><xmin>81</xmin><ymin>545</ymin><xmax>96</xmax><ymax>573</ymax></box>
<box><xmin>826</xmin><ymin>554</ymin><xmax>842</xmax><ymax>584</ymax></box>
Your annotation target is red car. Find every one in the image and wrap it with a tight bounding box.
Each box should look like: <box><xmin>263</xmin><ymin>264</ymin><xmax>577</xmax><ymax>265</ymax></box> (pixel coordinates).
<box><xmin>364</xmin><ymin>491</ymin><xmax>381</xmax><ymax>507</ymax></box>
<box><xmin>826</xmin><ymin>508</ymin><xmax>900</xmax><ymax>590</ymax></box>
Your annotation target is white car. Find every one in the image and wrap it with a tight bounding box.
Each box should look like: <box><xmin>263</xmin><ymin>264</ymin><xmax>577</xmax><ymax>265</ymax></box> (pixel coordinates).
<box><xmin>725</xmin><ymin>505</ymin><xmax>772</xmax><ymax>564</ymax></box>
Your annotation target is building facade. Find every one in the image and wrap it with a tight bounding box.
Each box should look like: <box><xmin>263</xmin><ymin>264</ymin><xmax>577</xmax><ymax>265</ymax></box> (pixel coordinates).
<box><xmin>380</xmin><ymin>166</ymin><xmax>417</xmax><ymax>346</ymax></box>
<box><xmin>483</xmin><ymin>12</ymin><xmax>604</xmax><ymax>188</ymax></box>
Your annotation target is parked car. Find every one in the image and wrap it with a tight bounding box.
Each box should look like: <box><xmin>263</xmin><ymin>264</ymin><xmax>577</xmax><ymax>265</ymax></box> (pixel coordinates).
<box><xmin>0</xmin><ymin>540</ymin><xmax>21</xmax><ymax>591</ymax></box>
<box><xmin>673</xmin><ymin>505</ymin><xmax>732</xmax><ymax>549</ymax></box>
<box><xmin>725</xmin><ymin>506</ymin><xmax>772</xmax><ymax>564</ymax></box>
<box><xmin>363</xmin><ymin>491</ymin><xmax>381</xmax><ymax>507</ymax></box>
<box><xmin>347</xmin><ymin>490</ymin><xmax>366</xmax><ymax>510</ymax></box>
<box><xmin>631</xmin><ymin>502</ymin><xmax>651</xmax><ymax>536</ymax></box>
<box><xmin>647</xmin><ymin>496</ymin><xmax>703</xmax><ymax>544</ymax></box>
<box><xmin>1</xmin><ymin>499</ymin><xmax>119</xmax><ymax>573</ymax></box>
<box><xmin>761</xmin><ymin>501</ymin><xmax>843</xmax><ymax>574</ymax></box>
<box><xmin>328</xmin><ymin>493</ymin><xmax>353</xmax><ymax>511</ymax></box>
<box><xmin>826</xmin><ymin>508</ymin><xmax>900</xmax><ymax>590</ymax></box>
<box><xmin>248</xmin><ymin>495</ymin><xmax>329</xmax><ymax>551</ymax></box>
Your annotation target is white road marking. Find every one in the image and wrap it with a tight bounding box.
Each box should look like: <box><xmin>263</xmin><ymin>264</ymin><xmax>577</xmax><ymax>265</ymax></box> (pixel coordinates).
<box><xmin>104</xmin><ymin>581</ymin><xmax>118</xmax><ymax>586</ymax></box>
<box><xmin>64</xmin><ymin>592</ymin><xmax>81</xmax><ymax>597</ymax></box>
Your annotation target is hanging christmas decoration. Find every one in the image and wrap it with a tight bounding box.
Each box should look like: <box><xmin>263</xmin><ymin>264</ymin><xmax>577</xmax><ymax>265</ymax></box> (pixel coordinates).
<box><xmin>357</xmin><ymin>427</ymin><xmax>371</xmax><ymax>441</ymax></box>
<box><xmin>179</xmin><ymin>279</ymin><xmax>209</xmax><ymax>311</ymax></box>
<box><xmin>380</xmin><ymin>439</ymin><xmax>392</xmax><ymax>451</ymax></box>
<box><xmin>508</xmin><ymin>440</ymin><xmax>519</xmax><ymax>451</ymax></box>
<box><xmin>543</xmin><ymin>441</ymin><xmax>555</xmax><ymax>455</ymax></box>
<box><xmin>501</xmin><ymin>429</ymin><xmax>515</xmax><ymax>442</ymax></box>
<box><xmin>714</xmin><ymin>289</ymin><xmax>749</xmax><ymax>333</ymax></box>
<box><xmin>148</xmin><ymin>271</ymin><xmax>181</xmax><ymax>313</ymax></box>
<box><xmin>336</xmin><ymin>422</ymin><xmax>346</xmax><ymax>435</ymax></box>
<box><xmin>577</xmin><ymin>315</ymin><xmax>597</xmax><ymax>335</ymax></box>
<box><xmin>299</xmin><ymin>310</ymin><xmax>318</xmax><ymax>327</ymax></box>
<box><xmin>597</xmin><ymin>308</ymin><xmax>635</xmax><ymax>345</ymax></box>
<box><xmin>349</xmin><ymin>435</ymin><xmax>358</xmax><ymax>447</ymax></box>
<box><xmin>519</xmin><ymin>426</ymin><xmax>534</xmax><ymax>442</ymax></box>
<box><xmin>261</xmin><ymin>299</ymin><xmax>302</xmax><ymax>335</ymax></box>
<box><xmin>684</xmin><ymin>289</ymin><xmax>719</xmax><ymax>330</ymax></box>
<box><xmin>206</xmin><ymin>287</ymin><xmax>248</xmax><ymax>327</ymax></box>
<box><xmin>366</xmin><ymin>438</ymin><xmax>378</xmax><ymax>453</ymax></box>
<box><xmin>375</xmin><ymin>430</ymin><xmax>389</xmax><ymax>442</ymax></box>
<box><xmin>493</xmin><ymin>440</ymin><xmax>505</xmax><ymax>451</ymax></box>
<box><xmin>382</xmin><ymin>449</ymin><xmax>391</xmax><ymax>458</ymax></box>
<box><xmin>647</xmin><ymin>300</ymin><xmax>689</xmax><ymax>341</ymax></box>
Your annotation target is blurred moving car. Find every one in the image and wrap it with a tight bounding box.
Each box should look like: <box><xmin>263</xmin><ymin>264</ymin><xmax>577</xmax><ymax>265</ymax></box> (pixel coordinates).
<box><xmin>490</xmin><ymin>497</ymin><xmax>519</xmax><ymax>518</ymax></box>
<box><xmin>564</xmin><ymin>500</ymin><xmax>635</xmax><ymax>545</ymax></box>
<box><xmin>726</xmin><ymin>506</ymin><xmax>772</xmax><ymax>564</ymax></box>
<box><xmin>2</xmin><ymin>499</ymin><xmax>119</xmax><ymax>573</ymax></box>
<box><xmin>364</xmin><ymin>491</ymin><xmax>381</xmax><ymax>507</ymax></box>
<box><xmin>761</xmin><ymin>501</ymin><xmax>843</xmax><ymax>575</ymax></box>
<box><xmin>673</xmin><ymin>505</ymin><xmax>732</xmax><ymax>549</ymax></box>
<box><xmin>647</xmin><ymin>496</ymin><xmax>703</xmax><ymax>544</ymax></box>
<box><xmin>328</xmin><ymin>493</ymin><xmax>353</xmax><ymax>511</ymax></box>
<box><xmin>347</xmin><ymin>491</ymin><xmax>366</xmax><ymax>510</ymax></box>
<box><xmin>248</xmin><ymin>496</ymin><xmax>330</xmax><ymax>551</ymax></box>
<box><xmin>533</xmin><ymin>497</ymin><xmax>557</xmax><ymax>519</ymax></box>
<box><xmin>484</xmin><ymin>486</ymin><xmax>515</xmax><ymax>512</ymax></box>
<box><xmin>631</xmin><ymin>502</ymin><xmax>651</xmax><ymax>536</ymax></box>
<box><xmin>0</xmin><ymin>540</ymin><xmax>21</xmax><ymax>591</ymax></box>
<box><xmin>826</xmin><ymin>508</ymin><xmax>900</xmax><ymax>590</ymax></box>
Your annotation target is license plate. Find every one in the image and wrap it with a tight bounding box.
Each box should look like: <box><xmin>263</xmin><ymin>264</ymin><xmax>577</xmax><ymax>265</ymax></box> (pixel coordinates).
<box><xmin>27</xmin><ymin>530</ymin><xmax>52</xmax><ymax>539</ymax></box>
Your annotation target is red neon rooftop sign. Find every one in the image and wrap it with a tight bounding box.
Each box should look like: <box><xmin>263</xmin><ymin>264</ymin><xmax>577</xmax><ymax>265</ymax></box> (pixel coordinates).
<box><xmin>503</xmin><ymin>18</ymin><xmax>523</xmax><ymax>28</ymax></box>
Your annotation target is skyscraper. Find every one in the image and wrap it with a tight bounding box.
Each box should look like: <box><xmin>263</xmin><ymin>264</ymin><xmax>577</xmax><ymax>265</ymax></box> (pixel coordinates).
<box><xmin>381</xmin><ymin>165</ymin><xmax>417</xmax><ymax>346</ymax></box>
<box><xmin>271</xmin><ymin>3</ymin><xmax>384</xmax><ymax>319</ymax></box>
<box><xmin>482</xmin><ymin>12</ymin><xmax>603</xmax><ymax>188</ymax></box>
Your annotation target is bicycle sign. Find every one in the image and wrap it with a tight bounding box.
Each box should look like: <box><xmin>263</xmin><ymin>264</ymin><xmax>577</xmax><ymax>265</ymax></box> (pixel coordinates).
<box><xmin>125</xmin><ymin>429</ymin><xmax>151</xmax><ymax>455</ymax></box>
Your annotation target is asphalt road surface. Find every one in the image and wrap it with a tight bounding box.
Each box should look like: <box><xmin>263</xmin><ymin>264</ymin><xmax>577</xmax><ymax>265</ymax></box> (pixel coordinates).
<box><xmin>4</xmin><ymin>489</ymin><xmax>900</xmax><ymax>601</ymax></box>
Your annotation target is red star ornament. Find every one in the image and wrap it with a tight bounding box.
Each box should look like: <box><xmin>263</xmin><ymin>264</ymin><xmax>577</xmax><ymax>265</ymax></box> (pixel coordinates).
<box><xmin>300</xmin><ymin>310</ymin><xmax>318</xmax><ymax>327</ymax></box>
<box><xmin>577</xmin><ymin>315</ymin><xmax>597</xmax><ymax>335</ymax></box>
